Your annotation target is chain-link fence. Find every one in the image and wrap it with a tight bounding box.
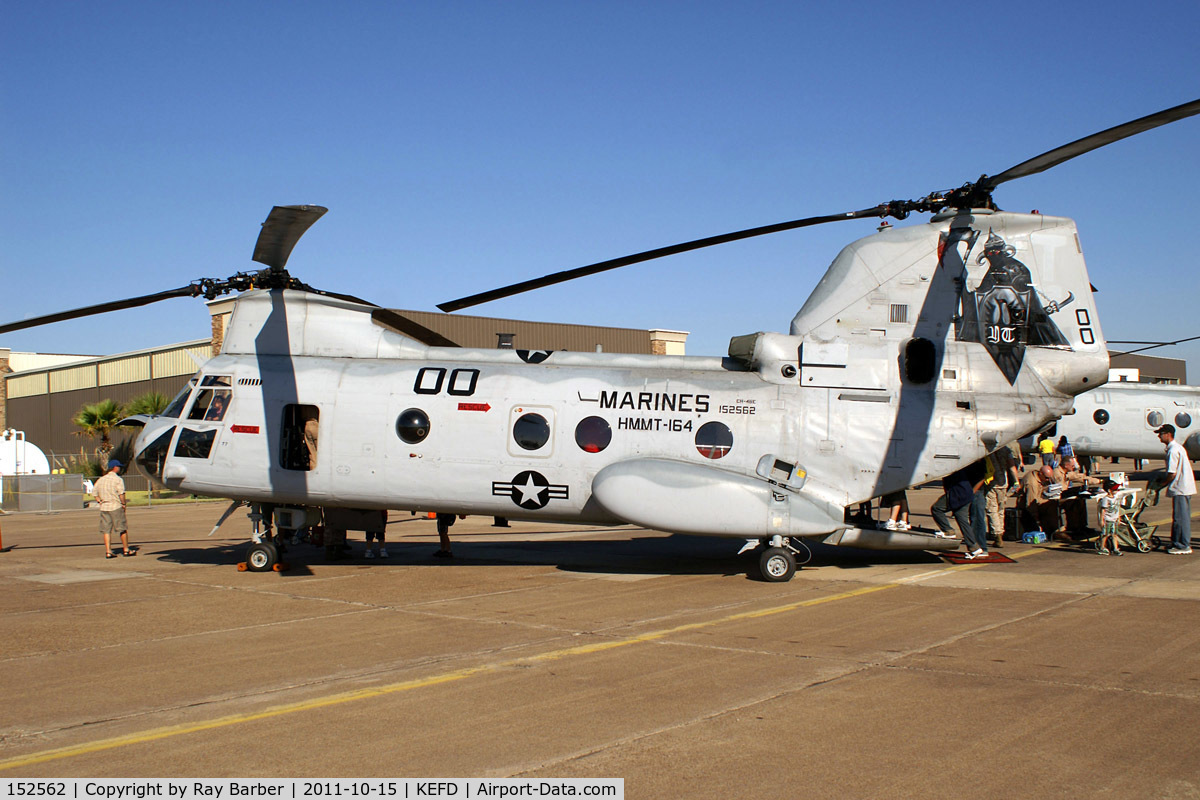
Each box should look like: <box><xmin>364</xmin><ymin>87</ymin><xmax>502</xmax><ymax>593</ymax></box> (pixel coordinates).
<box><xmin>1</xmin><ymin>451</ymin><xmax>205</xmax><ymax>513</ymax></box>
<box><xmin>0</xmin><ymin>473</ymin><xmax>86</xmax><ymax>512</ymax></box>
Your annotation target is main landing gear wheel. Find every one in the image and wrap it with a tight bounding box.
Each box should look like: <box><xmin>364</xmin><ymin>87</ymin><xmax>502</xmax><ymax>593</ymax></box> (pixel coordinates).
<box><xmin>246</xmin><ymin>542</ymin><xmax>279</xmax><ymax>572</ymax></box>
<box><xmin>759</xmin><ymin>546</ymin><xmax>796</xmax><ymax>582</ymax></box>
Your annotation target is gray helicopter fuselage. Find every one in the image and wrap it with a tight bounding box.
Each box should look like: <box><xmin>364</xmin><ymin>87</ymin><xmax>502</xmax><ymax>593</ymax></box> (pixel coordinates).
<box><xmin>133</xmin><ymin>209</ymin><xmax>1109</xmax><ymax>541</ymax></box>
<box><xmin>1034</xmin><ymin>382</ymin><xmax>1200</xmax><ymax>461</ymax></box>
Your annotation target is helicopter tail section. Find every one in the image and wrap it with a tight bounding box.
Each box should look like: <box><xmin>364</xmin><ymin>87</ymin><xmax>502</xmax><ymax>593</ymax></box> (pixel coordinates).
<box><xmin>791</xmin><ymin>209</ymin><xmax>1108</xmax><ymax>400</ymax></box>
<box><xmin>786</xmin><ymin>210</ymin><xmax>1108</xmax><ymax>505</ymax></box>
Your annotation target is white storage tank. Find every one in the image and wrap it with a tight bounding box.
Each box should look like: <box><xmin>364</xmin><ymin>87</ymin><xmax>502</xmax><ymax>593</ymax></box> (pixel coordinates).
<box><xmin>0</xmin><ymin>429</ymin><xmax>52</xmax><ymax>499</ymax></box>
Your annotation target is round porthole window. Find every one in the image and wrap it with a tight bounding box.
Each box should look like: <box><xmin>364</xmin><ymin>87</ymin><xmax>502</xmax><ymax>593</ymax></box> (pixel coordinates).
<box><xmin>1177</xmin><ymin>412</ymin><xmax>1192</xmax><ymax>429</ymax></box>
<box><xmin>396</xmin><ymin>408</ymin><xmax>431</xmax><ymax>444</ymax></box>
<box><xmin>1093</xmin><ymin>409</ymin><xmax>1110</xmax><ymax>425</ymax></box>
<box><xmin>695</xmin><ymin>421</ymin><xmax>733</xmax><ymax>460</ymax></box>
<box><xmin>575</xmin><ymin>416</ymin><xmax>612</xmax><ymax>453</ymax></box>
<box><xmin>1147</xmin><ymin>411</ymin><xmax>1164</xmax><ymax>428</ymax></box>
<box><xmin>514</xmin><ymin>413</ymin><xmax>550</xmax><ymax>450</ymax></box>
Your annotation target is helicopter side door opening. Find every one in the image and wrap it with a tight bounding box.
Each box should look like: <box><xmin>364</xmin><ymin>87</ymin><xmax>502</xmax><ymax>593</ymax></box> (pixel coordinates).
<box><xmin>281</xmin><ymin>404</ymin><xmax>319</xmax><ymax>471</ymax></box>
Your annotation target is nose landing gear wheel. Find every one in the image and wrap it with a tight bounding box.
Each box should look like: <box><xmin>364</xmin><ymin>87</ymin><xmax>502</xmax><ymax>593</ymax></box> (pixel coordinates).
<box><xmin>247</xmin><ymin>542</ymin><xmax>279</xmax><ymax>572</ymax></box>
<box><xmin>759</xmin><ymin>546</ymin><xmax>796</xmax><ymax>582</ymax></box>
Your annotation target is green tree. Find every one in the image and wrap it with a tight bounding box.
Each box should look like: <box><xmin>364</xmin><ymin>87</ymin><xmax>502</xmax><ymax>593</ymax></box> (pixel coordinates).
<box><xmin>72</xmin><ymin>399</ymin><xmax>126</xmax><ymax>465</ymax></box>
<box><xmin>125</xmin><ymin>391</ymin><xmax>170</xmax><ymax>416</ymax></box>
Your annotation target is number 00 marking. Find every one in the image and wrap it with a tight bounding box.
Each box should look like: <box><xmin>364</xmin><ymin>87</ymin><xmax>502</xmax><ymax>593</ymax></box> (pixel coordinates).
<box><xmin>414</xmin><ymin>368</ymin><xmax>479</xmax><ymax>396</ymax></box>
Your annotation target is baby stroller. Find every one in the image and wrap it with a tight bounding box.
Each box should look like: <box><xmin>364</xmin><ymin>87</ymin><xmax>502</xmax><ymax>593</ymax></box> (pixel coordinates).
<box><xmin>1096</xmin><ymin>487</ymin><xmax>1161</xmax><ymax>554</ymax></box>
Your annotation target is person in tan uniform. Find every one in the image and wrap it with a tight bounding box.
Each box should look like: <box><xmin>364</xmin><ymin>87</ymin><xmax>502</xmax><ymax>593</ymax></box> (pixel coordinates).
<box><xmin>1021</xmin><ymin>466</ymin><xmax>1062</xmax><ymax>538</ymax></box>
<box><xmin>984</xmin><ymin>444</ymin><xmax>1021</xmax><ymax>547</ymax></box>
<box><xmin>1054</xmin><ymin>458</ymin><xmax>1102</xmax><ymax>536</ymax></box>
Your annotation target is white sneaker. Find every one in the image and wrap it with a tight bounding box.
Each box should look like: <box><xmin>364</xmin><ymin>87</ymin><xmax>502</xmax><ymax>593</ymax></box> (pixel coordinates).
<box><xmin>365</xmin><ymin>550</ymin><xmax>376</xmax><ymax>559</ymax></box>
<box><xmin>1167</xmin><ymin>547</ymin><xmax>1192</xmax><ymax>555</ymax></box>
<box><xmin>379</xmin><ymin>548</ymin><xmax>389</xmax><ymax>558</ymax></box>
<box><xmin>897</xmin><ymin>521</ymin><xmax>911</xmax><ymax>531</ymax></box>
<box><xmin>880</xmin><ymin>519</ymin><xmax>898</xmax><ymax>531</ymax></box>
<box><xmin>933</xmin><ymin>530</ymin><xmax>956</xmax><ymax>538</ymax></box>
<box><xmin>963</xmin><ymin>548</ymin><xmax>986</xmax><ymax>559</ymax></box>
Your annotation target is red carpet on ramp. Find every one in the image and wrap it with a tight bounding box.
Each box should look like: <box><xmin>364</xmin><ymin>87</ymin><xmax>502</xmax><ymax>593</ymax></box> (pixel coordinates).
<box><xmin>939</xmin><ymin>551</ymin><xmax>1017</xmax><ymax>564</ymax></box>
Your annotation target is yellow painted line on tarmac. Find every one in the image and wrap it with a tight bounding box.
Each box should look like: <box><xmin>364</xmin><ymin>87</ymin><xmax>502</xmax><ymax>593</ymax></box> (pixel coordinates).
<box><xmin>1006</xmin><ymin>547</ymin><xmax>1050</xmax><ymax>560</ymax></box>
<box><xmin>0</xmin><ymin>583</ymin><xmax>895</xmax><ymax>771</ymax></box>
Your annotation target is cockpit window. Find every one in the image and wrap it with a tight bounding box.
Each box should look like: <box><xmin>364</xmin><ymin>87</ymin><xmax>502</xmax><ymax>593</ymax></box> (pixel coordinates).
<box><xmin>174</xmin><ymin>428</ymin><xmax>217</xmax><ymax>460</ymax></box>
<box><xmin>201</xmin><ymin>375</ymin><xmax>232</xmax><ymax>387</ymax></box>
<box><xmin>162</xmin><ymin>379</ymin><xmax>196</xmax><ymax>419</ymax></box>
<box><xmin>136</xmin><ymin>428</ymin><xmax>175</xmax><ymax>486</ymax></box>
<box><xmin>187</xmin><ymin>389</ymin><xmax>232</xmax><ymax>421</ymax></box>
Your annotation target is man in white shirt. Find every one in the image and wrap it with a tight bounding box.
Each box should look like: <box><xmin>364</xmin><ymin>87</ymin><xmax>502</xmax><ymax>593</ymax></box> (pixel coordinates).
<box><xmin>1155</xmin><ymin>424</ymin><xmax>1195</xmax><ymax>555</ymax></box>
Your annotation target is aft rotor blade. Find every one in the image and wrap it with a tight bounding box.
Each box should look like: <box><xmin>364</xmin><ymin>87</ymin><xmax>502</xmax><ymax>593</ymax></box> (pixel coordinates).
<box><xmin>304</xmin><ymin>285</ymin><xmax>379</xmax><ymax>308</ymax></box>
<box><xmin>438</xmin><ymin>206</ymin><xmax>886</xmax><ymax>312</ymax></box>
<box><xmin>371</xmin><ymin>308</ymin><xmax>460</xmax><ymax>348</ymax></box>
<box><xmin>252</xmin><ymin>205</ymin><xmax>328</xmax><ymax>271</ymax></box>
<box><xmin>984</xmin><ymin>97</ymin><xmax>1200</xmax><ymax>189</ymax></box>
<box><xmin>298</xmin><ymin>284</ymin><xmax>458</xmax><ymax>346</ymax></box>
<box><xmin>0</xmin><ymin>285</ymin><xmax>199</xmax><ymax>335</ymax></box>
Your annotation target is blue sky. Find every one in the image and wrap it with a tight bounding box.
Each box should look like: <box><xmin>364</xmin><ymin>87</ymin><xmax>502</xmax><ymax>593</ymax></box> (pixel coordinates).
<box><xmin>3</xmin><ymin>2</ymin><xmax>1199</xmax><ymax>377</ymax></box>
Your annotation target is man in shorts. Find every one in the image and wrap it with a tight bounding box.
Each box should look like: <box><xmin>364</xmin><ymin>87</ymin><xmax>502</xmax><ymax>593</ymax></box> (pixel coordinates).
<box><xmin>95</xmin><ymin>460</ymin><xmax>134</xmax><ymax>558</ymax></box>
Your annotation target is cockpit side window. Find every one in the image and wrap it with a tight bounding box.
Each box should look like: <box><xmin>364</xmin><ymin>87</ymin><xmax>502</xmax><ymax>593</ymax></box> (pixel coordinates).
<box><xmin>187</xmin><ymin>388</ymin><xmax>232</xmax><ymax>421</ymax></box>
<box><xmin>201</xmin><ymin>375</ymin><xmax>232</xmax><ymax>387</ymax></box>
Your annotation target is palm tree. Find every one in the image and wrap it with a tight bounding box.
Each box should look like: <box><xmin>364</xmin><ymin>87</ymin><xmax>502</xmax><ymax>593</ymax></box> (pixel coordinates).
<box><xmin>125</xmin><ymin>391</ymin><xmax>170</xmax><ymax>417</ymax></box>
<box><xmin>72</xmin><ymin>399</ymin><xmax>126</xmax><ymax>466</ymax></box>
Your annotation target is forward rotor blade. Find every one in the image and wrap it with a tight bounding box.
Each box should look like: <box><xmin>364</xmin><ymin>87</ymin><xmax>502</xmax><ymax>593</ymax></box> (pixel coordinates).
<box><xmin>1110</xmin><ymin>333</ymin><xmax>1200</xmax><ymax>356</ymax></box>
<box><xmin>252</xmin><ymin>205</ymin><xmax>328</xmax><ymax>271</ymax></box>
<box><xmin>0</xmin><ymin>286</ymin><xmax>199</xmax><ymax>335</ymax></box>
<box><xmin>438</xmin><ymin>206</ymin><xmax>886</xmax><ymax>312</ymax></box>
<box><xmin>984</xmin><ymin>97</ymin><xmax>1200</xmax><ymax>189</ymax></box>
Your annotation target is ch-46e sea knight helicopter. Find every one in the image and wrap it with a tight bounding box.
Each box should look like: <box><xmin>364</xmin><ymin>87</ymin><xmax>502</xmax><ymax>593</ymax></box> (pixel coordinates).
<box><xmin>1027</xmin><ymin>381</ymin><xmax>1200</xmax><ymax>462</ymax></box>
<box><xmin>3</xmin><ymin>99</ymin><xmax>1198</xmax><ymax>581</ymax></box>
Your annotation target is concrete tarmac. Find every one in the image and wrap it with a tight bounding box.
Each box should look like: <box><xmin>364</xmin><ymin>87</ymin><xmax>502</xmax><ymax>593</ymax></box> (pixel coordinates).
<box><xmin>0</xmin><ymin>485</ymin><xmax>1198</xmax><ymax>798</ymax></box>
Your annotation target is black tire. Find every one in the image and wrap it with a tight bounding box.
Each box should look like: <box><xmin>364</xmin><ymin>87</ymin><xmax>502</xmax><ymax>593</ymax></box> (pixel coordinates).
<box><xmin>1136</xmin><ymin>539</ymin><xmax>1152</xmax><ymax>553</ymax></box>
<box><xmin>758</xmin><ymin>546</ymin><xmax>796</xmax><ymax>582</ymax></box>
<box><xmin>247</xmin><ymin>542</ymin><xmax>279</xmax><ymax>572</ymax></box>
<box><xmin>1151</xmin><ymin>535</ymin><xmax>1164</xmax><ymax>551</ymax></box>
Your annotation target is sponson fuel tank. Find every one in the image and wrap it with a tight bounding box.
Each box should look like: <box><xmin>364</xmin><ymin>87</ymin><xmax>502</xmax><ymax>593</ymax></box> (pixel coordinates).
<box><xmin>591</xmin><ymin>458</ymin><xmax>843</xmax><ymax>538</ymax></box>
